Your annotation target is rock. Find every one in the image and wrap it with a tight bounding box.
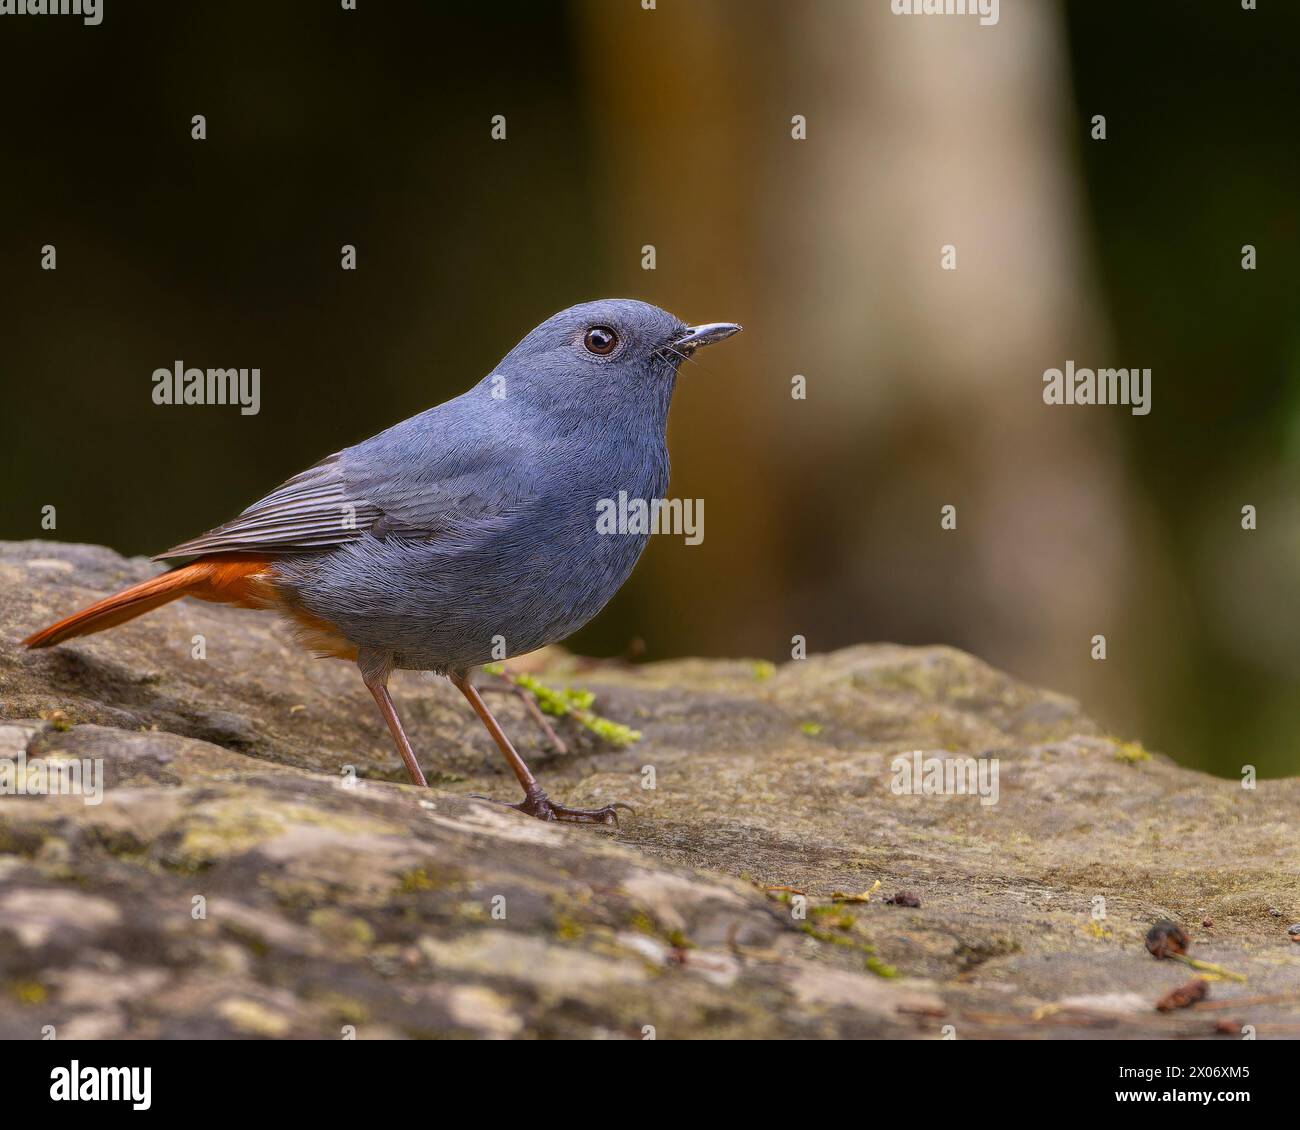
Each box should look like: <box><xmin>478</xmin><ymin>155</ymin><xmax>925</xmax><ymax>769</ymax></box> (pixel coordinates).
<box><xmin>0</xmin><ymin>540</ymin><xmax>1296</xmax><ymax>1039</ymax></box>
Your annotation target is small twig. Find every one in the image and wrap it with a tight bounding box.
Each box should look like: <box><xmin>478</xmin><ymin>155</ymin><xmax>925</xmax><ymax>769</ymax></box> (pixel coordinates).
<box><xmin>1167</xmin><ymin>953</ymin><xmax>1248</xmax><ymax>982</ymax></box>
<box><xmin>832</xmin><ymin>881</ymin><xmax>883</xmax><ymax>904</ymax></box>
<box><xmin>483</xmin><ymin>663</ymin><xmax>642</xmax><ymax>746</ymax></box>
<box><xmin>514</xmin><ymin>684</ymin><xmax>568</xmax><ymax>753</ymax></box>
<box><xmin>484</xmin><ymin>665</ymin><xmax>568</xmax><ymax>752</ymax></box>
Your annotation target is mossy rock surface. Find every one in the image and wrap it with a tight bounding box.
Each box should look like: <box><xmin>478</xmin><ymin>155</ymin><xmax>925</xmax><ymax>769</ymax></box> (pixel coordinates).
<box><xmin>0</xmin><ymin>541</ymin><xmax>1296</xmax><ymax>1039</ymax></box>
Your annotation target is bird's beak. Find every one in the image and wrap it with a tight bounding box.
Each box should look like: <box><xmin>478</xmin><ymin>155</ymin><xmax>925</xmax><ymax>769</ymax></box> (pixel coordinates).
<box><xmin>673</xmin><ymin>322</ymin><xmax>743</xmax><ymax>354</ymax></box>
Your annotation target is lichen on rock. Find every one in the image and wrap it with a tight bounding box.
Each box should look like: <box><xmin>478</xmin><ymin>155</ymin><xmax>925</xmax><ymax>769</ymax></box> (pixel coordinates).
<box><xmin>0</xmin><ymin>541</ymin><xmax>1296</xmax><ymax>1039</ymax></box>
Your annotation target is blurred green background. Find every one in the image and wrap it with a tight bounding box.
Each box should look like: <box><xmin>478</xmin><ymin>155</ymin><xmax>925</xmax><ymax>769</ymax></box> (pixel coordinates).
<box><xmin>2</xmin><ymin>1</ymin><xmax>1297</xmax><ymax>776</ymax></box>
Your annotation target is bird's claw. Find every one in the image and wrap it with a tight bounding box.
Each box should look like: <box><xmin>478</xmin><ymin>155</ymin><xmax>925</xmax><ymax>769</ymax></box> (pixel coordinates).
<box><xmin>469</xmin><ymin>784</ymin><xmax>633</xmax><ymax>826</ymax></box>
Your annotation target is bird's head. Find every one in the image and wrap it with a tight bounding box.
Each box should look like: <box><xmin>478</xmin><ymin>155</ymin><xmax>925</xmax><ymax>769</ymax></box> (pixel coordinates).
<box><xmin>493</xmin><ymin>299</ymin><xmax>741</xmax><ymax>413</ymax></box>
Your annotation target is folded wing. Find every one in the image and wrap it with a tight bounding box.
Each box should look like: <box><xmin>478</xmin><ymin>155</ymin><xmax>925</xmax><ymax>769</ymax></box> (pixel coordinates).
<box><xmin>154</xmin><ymin>400</ymin><xmax>538</xmax><ymax>561</ymax></box>
<box><xmin>154</xmin><ymin>454</ymin><xmax>382</xmax><ymax>560</ymax></box>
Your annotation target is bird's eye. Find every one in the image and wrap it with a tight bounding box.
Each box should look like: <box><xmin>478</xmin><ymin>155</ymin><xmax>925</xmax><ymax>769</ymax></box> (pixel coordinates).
<box><xmin>583</xmin><ymin>325</ymin><xmax>618</xmax><ymax>356</ymax></box>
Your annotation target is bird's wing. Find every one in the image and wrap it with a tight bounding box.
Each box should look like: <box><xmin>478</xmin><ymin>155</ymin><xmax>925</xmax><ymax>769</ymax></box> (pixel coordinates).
<box><xmin>341</xmin><ymin>407</ymin><xmax>539</xmax><ymax>543</ymax></box>
<box><xmin>154</xmin><ymin>400</ymin><xmax>538</xmax><ymax>561</ymax></box>
<box><xmin>153</xmin><ymin>453</ymin><xmax>381</xmax><ymax>559</ymax></box>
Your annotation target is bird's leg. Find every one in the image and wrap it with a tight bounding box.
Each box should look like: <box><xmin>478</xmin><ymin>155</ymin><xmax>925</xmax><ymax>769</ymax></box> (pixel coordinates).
<box><xmin>450</xmin><ymin>671</ymin><xmax>630</xmax><ymax>825</ymax></box>
<box><xmin>482</xmin><ymin>667</ymin><xmax>568</xmax><ymax>753</ymax></box>
<box><xmin>367</xmin><ymin>681</ymin><xmax>429</xmax><ymax>787</ymax></box>
<box><xmin>358</xmin><ymin>649</ymin><xmax>427</xmax><ymax>787</ymax></box>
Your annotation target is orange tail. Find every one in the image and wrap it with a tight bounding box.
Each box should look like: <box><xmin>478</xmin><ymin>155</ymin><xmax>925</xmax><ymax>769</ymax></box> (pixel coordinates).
<box><xmin>22</xmin><ymin>555</ymin><xmax>277</xmax><ymax>650</ymax></box>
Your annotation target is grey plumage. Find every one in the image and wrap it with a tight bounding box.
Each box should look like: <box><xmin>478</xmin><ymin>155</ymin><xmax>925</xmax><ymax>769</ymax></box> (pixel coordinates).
<box><xmin>159</xmin><ymin>299</ymin><xmax>727</xmax><ymax>675</ymax></box>
<box><xmin>31</xmin><ymin>297</ymin><xmax>741</xmax><ymax>816</ymax></box>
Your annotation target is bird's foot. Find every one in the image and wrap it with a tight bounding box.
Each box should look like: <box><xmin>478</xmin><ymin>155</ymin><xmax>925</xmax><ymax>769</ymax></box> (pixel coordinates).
<box><xmin>470</xmin><ymin>783</ymin><xmax>632</xmax><ymax>825</ymax></box>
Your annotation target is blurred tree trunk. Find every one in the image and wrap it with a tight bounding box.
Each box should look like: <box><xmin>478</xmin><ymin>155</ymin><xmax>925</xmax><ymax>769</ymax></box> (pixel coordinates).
<box><xmin>578</xmin><ymin>0</ymin><xmax>1141</xmax><ymax>731</ymax></box>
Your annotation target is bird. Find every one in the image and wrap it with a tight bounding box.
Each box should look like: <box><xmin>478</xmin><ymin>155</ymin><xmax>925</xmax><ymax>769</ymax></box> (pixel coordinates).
<box><xmin>23</xmin><ymin>299</ymin><xmax>742</xmax><ymax>823</ymax></box>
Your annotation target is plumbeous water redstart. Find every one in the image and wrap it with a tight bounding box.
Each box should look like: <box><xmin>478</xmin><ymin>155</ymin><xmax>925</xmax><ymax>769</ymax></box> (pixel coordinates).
<box><xmin>24</xmin><ymin>299</ymin><xmax>742</xmax><ymax>823</ymax></box>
